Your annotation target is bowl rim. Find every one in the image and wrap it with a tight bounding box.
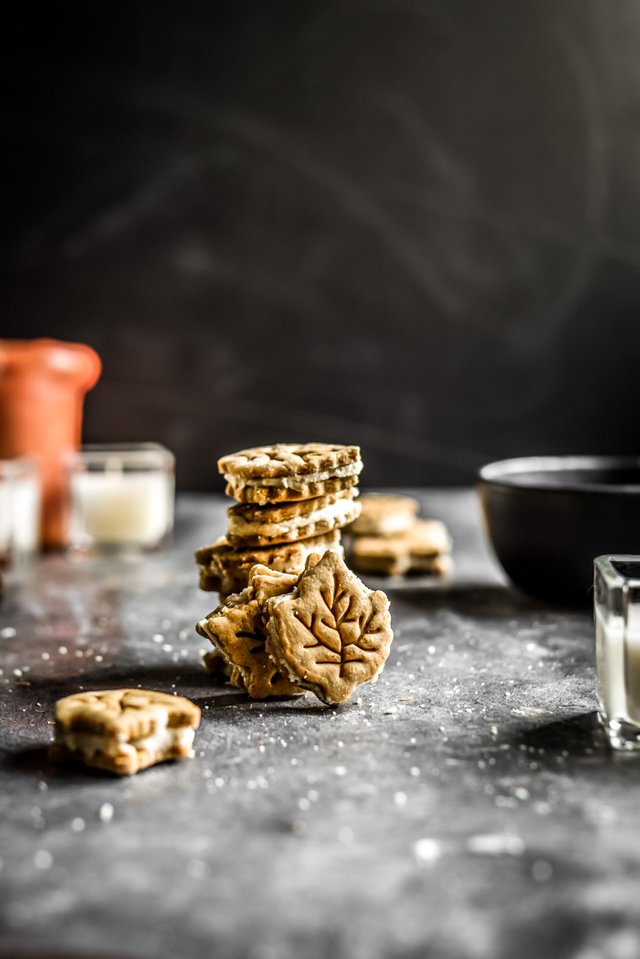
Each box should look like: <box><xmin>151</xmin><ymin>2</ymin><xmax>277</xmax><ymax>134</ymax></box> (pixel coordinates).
<box><xmin>478</xmin><ymin>455</ymin><xmax>640</xmax><ymax>494</ymax></box>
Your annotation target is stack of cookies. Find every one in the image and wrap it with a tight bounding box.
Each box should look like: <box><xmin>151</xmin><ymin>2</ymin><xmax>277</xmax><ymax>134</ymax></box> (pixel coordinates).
<box><xmin>197</xmin><ymin>549</ymin><xmax>393</xmax><ymax>705</ymax></box>
<box><xmin>196</xmin><ymin>443</ymin><xmax>363</xmax><ymax>597</ymax></box>
<box><xmin>346</xmin><ymin>493</ymin><xmax>453</xmax><ymax>577</ymax></box>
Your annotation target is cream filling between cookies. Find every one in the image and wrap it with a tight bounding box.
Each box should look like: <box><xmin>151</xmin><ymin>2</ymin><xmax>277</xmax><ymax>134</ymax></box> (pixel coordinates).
<box><xmin>58</xmin><ymin>725</ymin><xmax>195</xmax><ymax>759</ymax></box>
<box><xmin>230</xmin><ymin>498</ymin><xmax>358</xmax><ymax>538</ymax></box>
<box><xmin>225</xmin><ymin>462</ymin><xmax>363</xmax><ymax>490</ymax></box>
<box><xmin>355</xmin><ymin>514</ymin><xmax>415</xmax><ymax>536</ymax></box>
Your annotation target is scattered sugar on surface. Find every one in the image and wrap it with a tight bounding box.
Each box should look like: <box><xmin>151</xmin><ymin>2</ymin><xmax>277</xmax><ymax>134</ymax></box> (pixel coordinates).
<box><xmin>71</xmin><ymin>818</ymin><xmax>85</xmax><ymax>833</ymax></box>
<box><xmin>414</xmin><ymin>838</ymin><xmax>442</xmax><ymax>865</ymax></box>
<box><xmin>467</xmin><ymin>833</ymin><xmax>525</xmax><ymax>856</ymax></box>
<box><xmin>34</xmin><ymin>850</ymin><xmax>53</xmax><ymax>870</ymax></box>
<box><xmin>513</xmin><ymin>786</ymin><xmax>530</xmax><ymax>801</ymax></box>
<box><xmin>1</xmin><ymin>627</ymin><xmax>16</xmax><ymax>639</ymax></box>
<box><xmin>98</xmin><ymin>803</ymin><xmax>114</xmax><ymax>823</ymax></box>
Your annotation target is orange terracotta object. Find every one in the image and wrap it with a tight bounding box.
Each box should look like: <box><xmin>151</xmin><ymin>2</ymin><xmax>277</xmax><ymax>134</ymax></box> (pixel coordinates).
<box><xmin>0</xmin><ymin>339</ymin><xmax>102</xmax><ymax>548</ymax></box>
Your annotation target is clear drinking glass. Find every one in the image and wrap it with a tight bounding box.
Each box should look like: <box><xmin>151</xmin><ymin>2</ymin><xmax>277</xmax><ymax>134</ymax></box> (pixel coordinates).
<box><xmin>68</xmin><ymin>444</ymin><xmax>175</xmax><ymax>551</ymax></box>
<box><xmin>594</xmin><ymin>555</ymin><xmax>640</xmax><ymax>750</ymax></box>
<box><xmin>0</xmin><ymin>457</ymin><xmax>41</xmax><ymax>565</ymax></box>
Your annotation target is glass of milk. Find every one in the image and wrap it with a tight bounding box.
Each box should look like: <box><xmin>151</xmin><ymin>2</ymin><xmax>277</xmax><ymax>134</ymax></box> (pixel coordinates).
<box><xmin>68</xmin><ymin>444</ymin><xmax>175</xmax><ymax>551</ymax></box>
<box><xmin>595</xmin><ymin>555</ymin><xmax>640</xmax><ymax>750</ymax></box>
<box><xmin>0</xmin><ymin>457</ymin><xmax>41</xmax><ymax>565</ymax></box>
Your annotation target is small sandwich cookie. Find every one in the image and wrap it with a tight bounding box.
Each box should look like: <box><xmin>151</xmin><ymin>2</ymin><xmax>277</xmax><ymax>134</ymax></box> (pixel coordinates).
<box><xmin>195</xmin><ymin>529</ymin><xmax>341</xmax><ymax>596</ymax></box>
<box><xmin>53</xmin><ymin>689</ymin><xmax>201</xmax><ymax>775</ymax></box>
<box><xmin>350</xmin><ymin>520</ymin><xmax>453</xmax><ymax>577</ymax></box>
<box><xmin>219</xmin><ymin>443</ymin><xmax>363</xmax><ymax>505</ymax></box>
<box><xmin>264</xmin><ymin>550</ymin><xmax>394</xmax><ymax>706</ymax></box>
<box><xmin>348</xmin><ymin>493</ymin><xmax>419</xmax><ymax>537</ymax></box>
<box><xmin>226</xmin><ymin>489</ymin><xmax>361</xmax><ymax>548</ymax></box>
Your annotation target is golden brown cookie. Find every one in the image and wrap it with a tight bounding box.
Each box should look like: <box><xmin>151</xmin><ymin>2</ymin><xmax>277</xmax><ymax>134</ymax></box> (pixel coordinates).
<box><xmin>265</xmin><ymin>550</ymin><xmax>393</xmax><ymax>705</ymax></box>
<box><xmin>52</xmin><ymin>689</ymin><xmax>201</xmax><ymax>776</ymax></box>
<box><xmin>349</xmin><ymin>520</ymin><xmax>452</xmax><ymax>576</ymax></box>
<box><xmin>227</xmin><ymin>473</ymin><xmax>361</xmax><ymax>506</ymax></box>
<box><xmin>196</xmin><ymin>566</ymin><xmax>305</xmax><ymax>699</ymax></box>
<box><xmin>219</xmin><ymin>443</ymin><xmax>361</xmax><ymax>478</ymax></box>
<box><xmin>353</xmin><ymin>549</ymin><xmax>454</xmax><ymax>577</ymax></box>
<box><xmin>219</xmin><ymin>443</ymin><xmax>363</xmax><ymax>505</ymax></box>
<box><xmin>226</xmin><ymin>490</ymin><xmax>361</xmax><ymax>547</ymax></box>
<box><xmin>410</xmin><ymin>553</ymin><xmax>454</xmax><ymax>576</ymax></box>
<box><xmin>348</xmin><ymin>493</ymin><xmax>419</xmax><ymax>537</ymax></box>
<box><xmin>195</xmin><ymin>530</ymin><xmax>342</xmax><ymax>596</ymax></box>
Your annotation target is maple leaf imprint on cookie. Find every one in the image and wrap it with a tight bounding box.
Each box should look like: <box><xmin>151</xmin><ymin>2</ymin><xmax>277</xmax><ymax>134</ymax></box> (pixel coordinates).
<box><xmin>197</xmin><ymin>575</ymin><xmax>304</xmax><ymax>699</ymax></box>
<box><xmin>267</xmin><ymin>552</ymin><xmax>393</xmax><ymax>704</ymax></box>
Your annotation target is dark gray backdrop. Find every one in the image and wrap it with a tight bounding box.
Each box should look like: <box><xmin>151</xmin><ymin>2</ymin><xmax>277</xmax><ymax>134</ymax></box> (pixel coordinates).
<box><xmin>3</xmin><ymin>0</ymin><xmax>639</xmax><ymax>491</ymax></box>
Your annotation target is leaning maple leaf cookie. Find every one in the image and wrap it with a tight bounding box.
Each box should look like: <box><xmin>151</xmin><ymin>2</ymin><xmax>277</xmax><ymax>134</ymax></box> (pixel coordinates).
<box><xmin>264</xmin><ymin>550</ymin><xmax>393</xmax><ymax>705</ymax></box>
<box><xmin>196</xmin><ymin>568</ymin><xmax>305</xmax><ymax>699</ymax></box>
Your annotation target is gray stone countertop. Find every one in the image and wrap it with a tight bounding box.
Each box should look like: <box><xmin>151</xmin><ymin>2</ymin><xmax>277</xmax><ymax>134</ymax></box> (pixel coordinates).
<box><xmin>0</xmin><ymin>490</ymin><xmax>634</xmax><ymax>959</ymax></box>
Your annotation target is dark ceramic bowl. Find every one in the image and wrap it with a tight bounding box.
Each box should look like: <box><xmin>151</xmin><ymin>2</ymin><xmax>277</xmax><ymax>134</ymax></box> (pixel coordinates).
<box><xmin>477</xmin><ymin>456</ymin><xmax>640</xmax><ymax>605</ymax></box>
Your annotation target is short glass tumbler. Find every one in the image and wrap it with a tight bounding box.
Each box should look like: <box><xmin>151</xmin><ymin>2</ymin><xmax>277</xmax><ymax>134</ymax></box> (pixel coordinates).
<box><xmin>594</xmin><ymin>555</ymin><xmax>640</xmax><ymax>750</ymax></box>
<box><xmin>68</xmin><ymin>444</ymin><xmax>175</xmax><ymax>551</ymax></box>
<box><xmin>0</xmin><ymin>457</ymin><xmax>41</xmax><ymax>564</ymax></box>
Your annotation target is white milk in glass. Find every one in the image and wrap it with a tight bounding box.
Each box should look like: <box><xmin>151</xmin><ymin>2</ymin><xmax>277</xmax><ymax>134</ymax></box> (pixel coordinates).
<box><xmin>69</xmin><ymin>447</ymin><xmax>175</xmax><ymax>549</ymax></box>
<box><xmin>0</xmin><ymin>460</ymin><xmax>40</xmax><ymax>559</ymax></box>
<box><xmin>596</xmin><ymin>592</ymin><xmax>640</xmax><ymax>726</ymax></box>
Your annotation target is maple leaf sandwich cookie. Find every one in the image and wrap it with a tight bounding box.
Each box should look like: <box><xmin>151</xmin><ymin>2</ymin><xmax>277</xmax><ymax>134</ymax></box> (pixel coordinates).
<box><xmin>346</xmin><ymin>490</ymin><xmax>454</xmax><ymax>578</ymax></box>
<box><xmin>197</xmin><ymin>565</ymin><xmax>305</xmax><ymax>699</ymax></box>
<box><xmin>219</xmin><ymin>443</ymin><xmax>363</xmax><ymax>505</ymax></box>
<box><xmin>53</xmin><ymin>689</ymin><xmax>201</xmax><ymax>775</ymax></box>
<box><xmin>226</xmin><ymin>489</ymin><xmax>361</xmax><ymax>548</ymax></box>
<box><xmin>265</xmin><ymin>550</ymin><xmax>393</xmax><ymax>706</ymax></box>
<box><xmin>351</xmin><ymin>519</ymin><xmax>453</xmax><ymax>577</ymax></box>
<box><xmin>195</xmin><ymin>530</ymin><xmax>341</xmax><ymax>596</ymax></box>
<box><xmin>348</xmin><ymin>493</ymin><xmax>419</xmax><ymax>537</ymax></box>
